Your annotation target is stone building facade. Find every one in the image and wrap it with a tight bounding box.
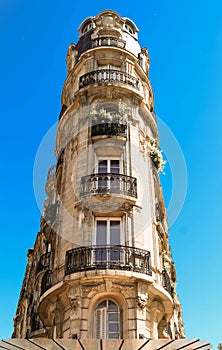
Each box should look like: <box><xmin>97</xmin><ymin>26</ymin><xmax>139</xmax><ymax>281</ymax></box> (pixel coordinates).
<box><xmin>13</xmin><ymin>10</ymin><xmax>185</xmax><ymax>341</ymax></box>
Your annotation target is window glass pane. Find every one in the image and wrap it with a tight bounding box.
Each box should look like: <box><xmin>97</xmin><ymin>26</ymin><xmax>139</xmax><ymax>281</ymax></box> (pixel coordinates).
<box><xmin>110</xmin><ymin>221</ymin><xmax>120</xmax><ymax>245</ymax></box>
<box><xmin>108</xmin><ymin>301</ymin><xmax>118</xmax><ymax>310</ymax></box>
<box><xmin>96</xmin><ymin>221</ymin><xmax>107</xmax><ymax>245</ymax></box>
<box><xmin>110</xmin><ymin>160</ymin><xmax>120</xmax><ymax>173</ymax></box>
<box><xmin>108</xmin><ymin>313</ymin><xmax>118</xmax><ymax>321</ymax></box>
<box><xmin>98</xmin><ymin>160</ymin><xmax>107</xmax><ymax>173</ymax></box>
<box><xmin>97</xmin><ymin>301</ymin><xmax>106</xmax><ymax>308</ymax></box>
<box><xmin>109</xmin><ymin>323</ymin><xmax>119</xmax><ymax>332</ymax></box>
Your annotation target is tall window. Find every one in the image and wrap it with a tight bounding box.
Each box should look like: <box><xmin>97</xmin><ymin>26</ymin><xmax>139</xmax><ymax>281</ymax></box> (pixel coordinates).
<box><xmin>96</xmin><ymin>219</ymin><xmax>121</xmax><ymax>246</ymax></box>
<box><xmin>98</xmin><ymin>159</ymin><xmax>120</xmax><ymax>193</ymax></box>
<box><xmin>95</xmin><ymin>219</ymin><xmax>121</xmax><ymax>264</ymax></box>
<box><xmin>95</xmin><ymin>300</ymin><xmax>122</xmax><ymax>339</ymax></box>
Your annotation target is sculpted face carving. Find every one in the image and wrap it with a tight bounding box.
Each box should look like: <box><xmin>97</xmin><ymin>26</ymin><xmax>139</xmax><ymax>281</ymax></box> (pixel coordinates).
<box><xmin>137</xmin><ymin>296</ymin><xmax>148</xmax><ymax>309</ymax></box>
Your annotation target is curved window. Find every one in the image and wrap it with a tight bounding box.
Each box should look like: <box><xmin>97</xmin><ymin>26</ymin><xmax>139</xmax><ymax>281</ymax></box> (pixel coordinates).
<box><xmin>125</xmin><ymin>22</ymin><xmax>135</xmax><ymax>35</ymax></box>
<box><xmin>95</xmin><ymin>300</ymin><xmax>122</xmax><ymax>339</ymax></box>
<box><xmin>82</xmin><ymin>21</ymin><xmax>93</xmax><ymax>34</ymax></box>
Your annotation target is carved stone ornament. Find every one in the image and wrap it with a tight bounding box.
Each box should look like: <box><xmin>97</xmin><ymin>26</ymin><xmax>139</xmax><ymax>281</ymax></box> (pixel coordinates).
<box><xmin>120</xmin><ymin>202</ymin><xmax>133</xmax><ymax>216</ymax></box>
<box><xmin>69</xmin><ymin>296</ymin><xmax>80</xmax><ymax>312</ymax></box>
<box><xmin>139</xmin><ymin>131</ymin><xmax>150</xmax><ymax>156</ymax></box>
<box><xmin>113</xmin><ymin>282</ymin><xmax>136</xmax><ymax>297</ymax></box>
<box><xmin>82</xmin><ymin>282</ymin><xmax>105</xmax><ymax>296</ymax></box>
<box><xmin>137</xmin><ymin>295</ymin><xmax>148</xmax><ymax>309</ymax></box>
<box><xmin>68</xmin><ymin>285</ymin><xmax>81</xmax><ymax>314</ymax></box>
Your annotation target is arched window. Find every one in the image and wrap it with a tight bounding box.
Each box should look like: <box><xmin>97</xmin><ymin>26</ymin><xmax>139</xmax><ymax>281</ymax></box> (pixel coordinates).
<box><xmin>95</xmin><ymin>300</ymin><xmax>122</xmax><ymax>339</ymax></box>
<box><xmin>125</xmin><ymin>22</ymin><xmax>135</xmax><ymax>35</ymax></box>
<box><xmin>81</xmin><ymin>21</ymin><xmax>93</xmax><ymax>34</ymax></box>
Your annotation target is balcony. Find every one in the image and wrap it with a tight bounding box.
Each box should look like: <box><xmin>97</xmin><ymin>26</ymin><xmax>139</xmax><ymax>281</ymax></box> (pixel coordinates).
<box><xmin>92</xmin><ymin>36</ymin><xmax>126</xmax><ymax>49</ymax></box>
<box><xmin>162</xmin><ymin>269</ymin><xmax>173</xmax><ymax>297</ymax></box>
<box><xmin>91</xmin><ymin>122</ymin><xmax>127</xmax><ymax>139</ymax></box>
<box><xmin>65</xmin><ymin>245</ymin><xmax>152</xmax><ymax>276</ymax></box>
<box><xmin>80</xmin><ymin>173</ymin><xmax>137</xmax><ymax>199</ymax></box>
<box><xmin>40</xmin><ymin>270</ymin><xmax>53</xmax><ymax>295</ymax></box>
<box><xmin>79</xmin><ymin>69</ymin><xmax>139</xmax><ymax>90</ymax></box>
<box><xmin>36</xmin><ymin>252</ymin><xmax>51</xmax><ymax>274</ymax></box>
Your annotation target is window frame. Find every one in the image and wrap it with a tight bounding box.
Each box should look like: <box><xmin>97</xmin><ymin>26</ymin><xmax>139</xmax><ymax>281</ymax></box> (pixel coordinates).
<box><xmin>94</xmin><ymin>299</ymin><xmax>122</xmax><ymax>339</ymax></box>
<box><xmin>94</xmin><ymin>217</ymin><xmax>122</xmax><ymax>246</ymax></box>
<box><xmin>96</xmin><ymin>158</ymin><xmax>122</xmax><ymax>174</ymax></box>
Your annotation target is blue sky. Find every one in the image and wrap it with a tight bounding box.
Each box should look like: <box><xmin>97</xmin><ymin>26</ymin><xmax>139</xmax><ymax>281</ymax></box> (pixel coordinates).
<box><xmin>0</xmin><ymin>0</ymin><xmax>222</xmax><ymax>348</ymax></box>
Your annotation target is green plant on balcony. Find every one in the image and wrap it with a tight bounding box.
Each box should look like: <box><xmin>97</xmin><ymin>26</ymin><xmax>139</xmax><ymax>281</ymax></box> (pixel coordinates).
<box><xmin>90</xmin><ymin>102</ymin><xmax>128</xmax><ymax>137</ymax></box>
<box><xmin>90</xmin><ymin>101</ymin><xmax>128</xmax><ymax>125</ymax></box>
<box><xmin>149</xmin><ymin>137</ymin><xmax>166</xmax><ymax>173</ymax></box>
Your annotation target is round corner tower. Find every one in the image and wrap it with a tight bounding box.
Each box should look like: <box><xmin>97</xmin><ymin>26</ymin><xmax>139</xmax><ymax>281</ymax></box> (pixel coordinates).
<box><xmin>13</xmin><ymin>10</ymin><xmax>185</xmax><ymax>341</ymax></box>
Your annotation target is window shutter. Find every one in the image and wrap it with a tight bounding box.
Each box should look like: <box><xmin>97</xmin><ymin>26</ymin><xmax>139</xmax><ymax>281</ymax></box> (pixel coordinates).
<box><xmin>96</xmin><ymin>307</ymin><xmax>106</xmax><ymax>339</ymax></box>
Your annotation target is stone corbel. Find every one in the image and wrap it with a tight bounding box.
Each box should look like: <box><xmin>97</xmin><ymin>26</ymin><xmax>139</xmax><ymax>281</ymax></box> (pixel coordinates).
<box><xmin>68</xmin><ymin>285</ymin><xmax>81</xmax><ymax>316</ymax></box>
<box><xmin>137</xmin><ymin>282</ymin><xmax>148</xmax><ymax>309</ymax></box>
<box><xmin>69</xmin><ymin>295</ymin><xmax>80</xmax><ymax>315</ymax></box>
<box><xmin>137</xmin><ymin>295</ymin><xmax>148</xmax><ymax>309</ymax></box>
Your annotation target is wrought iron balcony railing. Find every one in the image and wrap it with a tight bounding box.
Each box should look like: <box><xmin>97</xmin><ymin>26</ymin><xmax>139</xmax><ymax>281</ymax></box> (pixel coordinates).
<box><xmin>41</xmin><ymin>270</ymin><xmax>53</xmax><ymax>296</ymax></box>
<box><xmin>92</xmin><ymin>36</ymin><xmax>126</xmax><ymax>49</ymax></box>
<box><xmin>80</xmin><ymin>173</ymin><xmax>137</xmax><ymax>198</ymax></box>
<box><xmin>79</xmin><ymin>69</ymin><xmax>139</xmax><ymax>90</ymax></box>
<box><xmin>65</xmin><ymin>245</ymin><xmax>152</xmax><ymax>276</ymax></box>
<box><xmin>162</xmin><ymin>269</ymin><xmax>173</xmax><ymax>297</ymax></box>
<box><xmin>36</xmin><ymin>252</ymin><xmax>51</xmax><ymax>274</ymax></box>
<box><xmin>91</xmin><ymin>122</ymin><xmax>127</xmax><ymax>138</ymax></box>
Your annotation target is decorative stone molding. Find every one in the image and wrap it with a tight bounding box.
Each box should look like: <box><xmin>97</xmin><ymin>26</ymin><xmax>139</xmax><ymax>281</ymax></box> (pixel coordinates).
<box><xmin>93</xmin><ymin>12</ymin><xmax>123</xmax><ymax>37</ymax></box>
<box><xmin>70</xmin><ymin>137</ymin><xmax>79</xmax><ymax>160</ymax></box>
<box><xmin>66</xmin><ymin>44</ymin><xmax>77</xmax><ymax>74</ymax></box>
<box><xmin>120</xmin><ymin>202</ymin><xmax>133</xmax><ymax>216</ymax></box>
<box><xmin>137</xmin><ymin>282</ymin><xmax>148</xmax><ymax>309</ymax></box>
<box><xmin>139</xmin><ymin>131</ymin><xmax>150</xmax><ymax>156</ymax></box>
<box><xmin>137</xmin><ymin>296</ymin><xmax>148</xmax><ymax>309</ymax></box>
<box><xmin>82</xmin><ymin>282</ymin><xmax>105</xmax><ymax>297</ymax></box>
<box><xmin>68</xmin><ymin>285</ymin><xmax>81</xmax><ymax>319</ymax></box>
<box><xmin>112</xmin><ymin>282</ymin><xmax>136</xmax><ymax>296</ymax></box>
<box><xmin>69</xmin><ymin>296</ymin><xmax>80</xmax><ymax>313</ymax></box>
